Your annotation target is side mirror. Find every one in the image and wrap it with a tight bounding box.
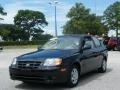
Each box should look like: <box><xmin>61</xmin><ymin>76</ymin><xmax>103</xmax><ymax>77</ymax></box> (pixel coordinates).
<box><xmin>82</xmin><ymin>45</ymin><xmax>91</xmax><ymax>50</ymax></box>
<box><xmin>103</xmin><ymin>41</ymin><xmax>108</xmax><ymax>46</ymax></box>
<box><xmin>37</xmin><ymin>45</ymin><xmax>44</xmax><ymax>51</ymax></box>
<box><xmin>37</xmin><ymin>45</ymin><xmax>41</xmax><ymax>50</ymax></box>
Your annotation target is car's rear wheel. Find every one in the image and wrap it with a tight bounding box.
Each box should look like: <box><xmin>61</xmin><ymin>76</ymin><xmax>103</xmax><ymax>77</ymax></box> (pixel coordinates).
<box><xmin>67</xmin><ymin>66</ymin><xmax>80</xmax><ymax>87</ymax></box>
<box><xmin>22</xmin><ymin>81</ymin><xmax>34</xmax><ymax>84</ymax></box>
<box><xmin>98</xmin><ymin>59</ymin><xmax>107</xmax><ymax>73</ymax></box>
<box><xmin>113</xmin><ymin>46</ymin><xmax>118</xmax><ymax>51</ymax></box>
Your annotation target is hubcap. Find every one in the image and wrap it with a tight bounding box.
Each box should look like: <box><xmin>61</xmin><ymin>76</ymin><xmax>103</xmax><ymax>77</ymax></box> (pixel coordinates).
<box><xmin>71</xmin><ymin>68</ymin><xmax>79</xmax><ymax>84</ymax></box>
<box><xmin>102</xmin><ymin>60</ymin><xmax>107</xmax><ymax>71</ymax></box>
<box><xmin>114</xmin><ymin>46</ymin><xmax>118</xmax><ymax>51</ymax></box>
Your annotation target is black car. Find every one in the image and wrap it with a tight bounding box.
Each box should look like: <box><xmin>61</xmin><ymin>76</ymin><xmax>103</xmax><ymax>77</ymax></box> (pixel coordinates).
<box><xmin>9</xmin><ymin>35</ymin><xmax>108</xmax><ymax>87</ymax></box>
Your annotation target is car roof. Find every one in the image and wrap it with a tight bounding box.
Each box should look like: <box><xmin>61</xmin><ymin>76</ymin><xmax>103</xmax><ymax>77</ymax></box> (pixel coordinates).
<box><xmin>57</xmin><ymin>34</ymin><xmax>91</xmax><ymax>38</ymax></box>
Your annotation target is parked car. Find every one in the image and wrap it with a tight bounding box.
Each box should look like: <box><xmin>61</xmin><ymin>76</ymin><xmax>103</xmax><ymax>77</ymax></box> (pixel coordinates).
<box><xmin>9</xmin><ymin>35</ymin><xmax>108</xmax><ymax>87</ymax></box>
<box><xmin>0</xmin><ymin>47</ymin><xmax>3</xmax><ymax>51</ymax></box>
<box><xmin>104</xmin><ymin>37</ymin><xmax>120</xmax><ymax>51</ymax></box>
<box><xmin>117</xmin><ymin>41</ymin><xmax>120</xmax><ymax>50</ymax></box>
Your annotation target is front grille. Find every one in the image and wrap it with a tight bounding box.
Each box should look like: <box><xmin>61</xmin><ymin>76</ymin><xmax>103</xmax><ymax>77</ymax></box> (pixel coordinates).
<box><xmin>17</xmin><ymin>61</ymin><xmax>42</xmax><ymax>69</ymax></box>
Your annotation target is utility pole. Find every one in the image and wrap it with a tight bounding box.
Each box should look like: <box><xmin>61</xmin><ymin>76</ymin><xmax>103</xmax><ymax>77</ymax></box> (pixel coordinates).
<box><xmin>49</xmin><ymin>1</ymin><xmax>58</xmax><ymax>37</ymax></box>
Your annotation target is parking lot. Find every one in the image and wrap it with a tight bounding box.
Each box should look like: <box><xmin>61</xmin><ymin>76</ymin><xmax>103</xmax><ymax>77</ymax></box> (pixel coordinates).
<box><xmin>0</xmin><ymin>49</ymin><xmax>120</xmax><ymax>90</ymax></box>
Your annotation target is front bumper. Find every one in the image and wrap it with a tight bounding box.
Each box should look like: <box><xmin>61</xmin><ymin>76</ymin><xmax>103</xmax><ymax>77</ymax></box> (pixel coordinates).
<box><xmin>9</xmin><ymin>66</ymin><xmax>68</xmax><ymax>83</ymax></box>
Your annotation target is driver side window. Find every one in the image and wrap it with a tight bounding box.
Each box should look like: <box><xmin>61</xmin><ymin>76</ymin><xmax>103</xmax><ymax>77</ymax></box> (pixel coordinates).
<box><xmin>84</xmin><ymin>37</ymin><xmax>94</xmax><ymax>49</ymax></box>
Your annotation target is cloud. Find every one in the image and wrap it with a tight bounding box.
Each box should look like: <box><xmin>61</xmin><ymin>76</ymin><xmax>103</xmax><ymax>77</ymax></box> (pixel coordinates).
<box><xmin>1</xmin><ymin>0</ymin><xmax>118</xmax><ymax>35</ymax></box>
<box><xmin>0</xmin><ymin>0</ymin><xmax>73</xmax><ymax>35</ymax></box>
<box><xmin>45</xmin><ymin>2</ymin><xmax>72</xmax><ymax>35</ymax></box>
<box><xmin>1</xmin><ymin>1</ymin><xmax>47</xmax><ymax>24</ymax></box>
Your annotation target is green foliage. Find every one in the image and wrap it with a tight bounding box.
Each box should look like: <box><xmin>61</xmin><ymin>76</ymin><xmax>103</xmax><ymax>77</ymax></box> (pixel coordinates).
<box><xmin>0</xmin><ymin>28</ymin><xmax>10</xmax><ymax>38</ymax></box>
<box><xmin>0</xmin><ymin>5</ymin><xmax>7</xmax><ymax>20</ymax></box>
<box><xmin>0</xmin><ymin>40</ymin><xmax>48</xmax><ymax>46</ymax></box>
<box><xmin>14</xmin><ymin>10</ymin><xmax>48</xmax><ymax>40</ymax></box>
<box><xmin>32</xmin><ymin>34</ymin><xmax>53</xmax><ymax>41</ymax></box>
<box><xmin>103</xmin><ymin>1</ymin><xmax>120</xmax><ymax>30</ymax></box>
<box><xmin>0</xmin><ymin>24</ymin><xmax>24</xmax><ymax>41</ymax></box>
<box><xmin>0</xmin><ymin>24</ymin><xmax>53</xmax><ymax>41</ymax></box>
<box><xmin>63</xmin><ymin>3</ymin><xmax>108</xmax><ymax>35</ymax></box>
<box><xmin>0</xmin><ymin>5</ymin><xmax>7</xmax><ymax>15</ymax></box>
<box><xmin>0</xmin><ymin>24</ymin><xmax>14</xmax><ymax>41</ymax></box>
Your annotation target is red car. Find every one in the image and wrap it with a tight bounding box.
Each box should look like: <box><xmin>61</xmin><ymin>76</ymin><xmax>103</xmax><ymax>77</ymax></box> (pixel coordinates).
<box><xmin>104</xmin><ymin>37</ymin><xmax>120</xmax><ymax>51</ymax></box>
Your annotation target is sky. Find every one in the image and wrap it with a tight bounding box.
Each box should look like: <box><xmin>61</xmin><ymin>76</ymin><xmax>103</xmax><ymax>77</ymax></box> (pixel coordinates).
<box><xmin>0</xmin><ymin>0</ymin><xmax>119</xmax><ymax>36</ymax></box>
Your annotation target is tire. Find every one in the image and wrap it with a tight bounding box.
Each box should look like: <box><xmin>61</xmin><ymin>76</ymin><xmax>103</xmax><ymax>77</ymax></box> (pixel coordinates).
<box><xmin>107</xmin><ymin>47</ymin><xmax>111</xmax><ymax>51</ymax></box>
<box><xmin>107</xmin><ymin>48</ymin><xmax>111</xmax><ymax>51</ymax></box>
<box><xmin>67</xmin><ymin>65</ymin><xmax>80</xmax><ymax>87</ymax></box>
<box><xmin>98</xmin><ymin>59</ymin><xmax>107</xmax><ymax>73</ymax></box>
<box><xmin>22</xmin><ymin>81</ymin><xmax>33</xmax><ymax>84</ymax></box>
<box><xmin>113</xmin><ymin>46</ymin><xmax>118</xmax><ymax>51</ymax></box>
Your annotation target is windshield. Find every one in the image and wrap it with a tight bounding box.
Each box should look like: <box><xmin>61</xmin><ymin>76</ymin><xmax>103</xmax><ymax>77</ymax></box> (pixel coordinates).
<box><xmin>42</xmin><ymin>37</ymin><xmax>80</xmax><ymax>50</ymax></box>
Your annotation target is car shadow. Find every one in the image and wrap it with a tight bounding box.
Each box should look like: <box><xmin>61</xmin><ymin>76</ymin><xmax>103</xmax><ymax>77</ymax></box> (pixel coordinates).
<box><xmin>15</xmin><ymin>68</ymin><xmax>112</xmax><ymax>90</ymax></box>
<box><xmin>15</xmin><ymin>82</ymin><xmax>67</xmax><ymax>90</ymax></box>
<box><xmin>78</xmin><ymin>68</ymin><xmax>112</xmax><ymax>86</ymax></box>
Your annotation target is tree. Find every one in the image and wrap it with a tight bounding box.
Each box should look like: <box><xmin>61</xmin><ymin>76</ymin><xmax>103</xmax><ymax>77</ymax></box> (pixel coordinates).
<box><xmin>0</xmin><ymin>24</ymin><xmax>52</xmax><ymax>41</ymax></box>
<box><xmin>32</xmin><ymin>34</ymin><xmax>53</xmax><ymax>41</ymax></box>
<box><xmin>0</xmin><ymin>24</ymin><xmax>26</xmax><ymax>41</ymax></box>
<box><xmin>63</xmin><ymin>3</ymin><xmax>108</xmax><ymax>35</ymax></box>
<box><xmin>0</xmin><ymin>5</ymin><xmax>7</xmax><ymax>20</ymax></box>
<box><xmin>0</xmin><ymin>24</ymin><xmax>18</xmax><ymax>41</ymax></box>
<box><xmin>14</xmin><ymin>10</ymin><xmax>48</xmax><ymax>40</ymax></box>
<box><xmin>103</xmin><ymin>1</ymin><xmax>120</xmax><ymax>37</ymax></box>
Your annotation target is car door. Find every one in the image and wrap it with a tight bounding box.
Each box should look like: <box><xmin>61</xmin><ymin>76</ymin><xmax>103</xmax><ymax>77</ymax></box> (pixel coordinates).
<box><xmin>92</xmin><ymin>37</ymin><xmax>103</xmax><ymax>68</ymax></box>
<box><xmin>81</xmin><ymin>36</ymin><xmax>97</xmax><ymax>74</ymax></box>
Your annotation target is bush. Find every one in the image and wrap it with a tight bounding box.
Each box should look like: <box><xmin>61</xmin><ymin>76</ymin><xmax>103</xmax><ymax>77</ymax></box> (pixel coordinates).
<box><xmin>0</xmin><ymin>40</ymin><xmax>48</xmax><ymax>46</ymax></box>
<box><xmin>32</xmin><ymin>34</ymin><xmax>53</xmax><ymax>41</ymax></box>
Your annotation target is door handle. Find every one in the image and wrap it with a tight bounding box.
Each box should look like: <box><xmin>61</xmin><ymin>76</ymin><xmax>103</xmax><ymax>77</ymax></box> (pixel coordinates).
<box><xmin>93</xmin><ymin>55</ymin><xmax>98</xmax><ymax>57</ymax></box>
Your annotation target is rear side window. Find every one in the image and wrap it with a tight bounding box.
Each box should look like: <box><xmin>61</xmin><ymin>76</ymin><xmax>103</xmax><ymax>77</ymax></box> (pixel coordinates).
<box><xmin>92</xmin><ymin>37</ymin><xmax>101</xmax><ymax>47</ymax></box>
<box><xmin>100</xmin><ymin>40</ymin><xmax>106</xmax><ymax>47</ymax></box>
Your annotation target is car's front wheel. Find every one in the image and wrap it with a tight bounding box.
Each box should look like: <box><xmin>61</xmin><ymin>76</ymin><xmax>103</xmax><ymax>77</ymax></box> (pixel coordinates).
<box><xmin>22</xmin><ymin>81</ymin><xmax>35</xmax><ymax>84</ymax></box>
<box><xmin>67</xmin><ymin>66</ymin><xmax>80</xmax><ymax>87</ymax></box>
<box><xmin>98</xmin><ymin>59</ymin><xmax>107</xmax><ymax>73</ymax></box>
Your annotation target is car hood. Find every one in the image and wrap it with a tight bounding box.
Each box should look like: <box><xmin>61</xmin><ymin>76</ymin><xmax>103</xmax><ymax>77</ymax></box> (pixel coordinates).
<box><xmin>17</xmin><ymin>49</ymin><xmax>79</xmax><ymax>61</ymax></box>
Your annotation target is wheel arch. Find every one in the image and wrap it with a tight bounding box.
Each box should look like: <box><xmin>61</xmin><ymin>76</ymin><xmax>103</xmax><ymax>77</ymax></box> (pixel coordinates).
<box><xmin>72</xmin><ymin>62</ymin><xmax>81</xmax><ymax>74</ymax></box>
<box><xmin>103</xmin><ymin>55</ymin><xmax>107</xmax><ymax>61</ymax></box>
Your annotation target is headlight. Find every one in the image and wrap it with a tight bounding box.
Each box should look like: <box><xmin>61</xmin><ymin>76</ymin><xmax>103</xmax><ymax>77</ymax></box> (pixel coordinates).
<box><xmin>43</xmin><ymin>58</ymin><xmax>62</xmax><ymax>66</ymax></box>
<box><xmin>11</xmin><ymin>58</ymin><xmax>17</xmax><ymax>65</ymax></box>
